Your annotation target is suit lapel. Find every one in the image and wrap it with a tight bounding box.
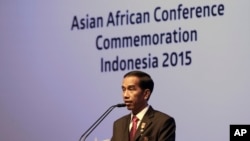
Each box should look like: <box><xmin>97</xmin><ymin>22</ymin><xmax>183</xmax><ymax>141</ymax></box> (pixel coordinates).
<box><xmin>123</xmin><ymin>115</ymin><xmax>130</xmax><ymax>141</ymax></box>
<box><xmin>134</xmin><ymin>106</ymin><xmax>154</xmax><ymax>141</ymax></box>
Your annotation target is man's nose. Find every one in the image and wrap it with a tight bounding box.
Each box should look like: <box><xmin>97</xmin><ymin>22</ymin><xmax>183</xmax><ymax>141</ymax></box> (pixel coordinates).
<box><xmin>123</xmin><ymin>90</ymin><xmax>129</xmax><ymax>98</ymax></box>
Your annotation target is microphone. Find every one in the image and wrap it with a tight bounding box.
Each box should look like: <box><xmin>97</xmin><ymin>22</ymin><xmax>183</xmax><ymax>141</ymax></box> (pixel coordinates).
<box><xmin>79</xmin><ymin>103</ymin><xmax>126</xmax><ymax>141</ymax></box>
<box><xmin>115</xmin><ymin>103</ymin><xmax>126</xmax><ymax>107</ymax></box>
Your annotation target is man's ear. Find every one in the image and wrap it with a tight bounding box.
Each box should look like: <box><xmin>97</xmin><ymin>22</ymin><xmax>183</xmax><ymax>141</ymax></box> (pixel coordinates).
<box><xmin>143</xmin><ymin>89</ymin><xmax>151</xmax><ymax>100</ymax></box>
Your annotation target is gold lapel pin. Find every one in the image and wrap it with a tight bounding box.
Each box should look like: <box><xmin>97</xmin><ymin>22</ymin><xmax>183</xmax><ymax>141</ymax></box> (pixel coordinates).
<box><xmin>140</xmin><ymin>122</ymin><xmax>146</xmax><ymax>133</ymax></box>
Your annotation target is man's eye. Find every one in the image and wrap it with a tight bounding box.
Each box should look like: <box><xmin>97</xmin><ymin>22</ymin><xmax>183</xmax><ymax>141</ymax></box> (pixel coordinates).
<box><xmin>128</xmin><ymin>87</ymin><xmax>135</xmax><ymax>90</ymax></box>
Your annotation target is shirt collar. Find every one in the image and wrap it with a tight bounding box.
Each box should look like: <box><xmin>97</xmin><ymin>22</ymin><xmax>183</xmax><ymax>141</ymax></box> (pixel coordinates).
<box><xmin>131</xmin><ymin>105</ymin><xmax>149</xmax><ymax>121</ymax></box>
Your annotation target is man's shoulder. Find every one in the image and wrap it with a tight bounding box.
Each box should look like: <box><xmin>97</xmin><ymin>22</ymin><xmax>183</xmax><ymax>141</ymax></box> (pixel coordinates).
<box><xmin>154</xmin><ymin>109</ymin><xmax>173</xmax><ymax>118</ymax></box>
<box><xmin>148</xmin><ymin>107</ymin><xmax>174</xmax><ymax>121</ymax></box>
<box><xmin>147</xmin><ymin>108</ymin><xmax>176</xmax><ymax>128</ymax></box>
<box><xmin>114</xmin><ymin>114</ymin><xmax>130</xmax><ymax>124</ymax></box>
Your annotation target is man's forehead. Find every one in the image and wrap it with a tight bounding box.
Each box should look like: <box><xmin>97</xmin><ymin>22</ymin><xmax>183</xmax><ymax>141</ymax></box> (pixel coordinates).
<box><xmin>122</xmin><ymin>76</ymin><xmax>140</xmax><ymax>86</ymax></box>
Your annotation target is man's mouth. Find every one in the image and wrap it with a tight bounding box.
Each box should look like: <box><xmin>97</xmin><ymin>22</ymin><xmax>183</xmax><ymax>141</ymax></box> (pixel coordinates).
<box><xmin>124</xmin><ymin>101</ymin><xmax>132</xmax><ymax>106</ymax></box>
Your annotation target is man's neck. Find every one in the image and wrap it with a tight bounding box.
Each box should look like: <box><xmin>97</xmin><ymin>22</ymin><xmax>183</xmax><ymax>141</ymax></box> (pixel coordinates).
<box><xmin>132</xmin><ymin>103</ymin><xmax>148</xmax><ymax>115</ymax></box>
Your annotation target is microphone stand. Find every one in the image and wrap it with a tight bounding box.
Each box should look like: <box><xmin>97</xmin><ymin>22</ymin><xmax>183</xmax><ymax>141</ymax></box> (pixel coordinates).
<box><xmin>79</xmin><ymin>103</ymin><xmax>126</xmax><ymax>141</ymax></box>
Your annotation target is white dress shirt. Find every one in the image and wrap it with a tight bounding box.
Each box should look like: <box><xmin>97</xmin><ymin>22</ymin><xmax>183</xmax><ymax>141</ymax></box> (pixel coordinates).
<box><xmin>129</xmin><ymin>105</ymin><xmax>149</xmax><ymax>131</ymax></box>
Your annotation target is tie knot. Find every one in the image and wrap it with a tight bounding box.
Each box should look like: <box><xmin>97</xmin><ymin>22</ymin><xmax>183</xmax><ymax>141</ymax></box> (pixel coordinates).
<box><xmin>132</xmin><ymin>115</ymin><xmax>139</xmax><ymax>122</ymax></box>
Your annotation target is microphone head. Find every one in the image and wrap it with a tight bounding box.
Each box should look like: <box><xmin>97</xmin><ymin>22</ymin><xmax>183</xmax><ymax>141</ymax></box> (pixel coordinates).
<box><xmin>116</xmin><ymin>103</ymin><xmax>126</xmax><ymax>107</ymax></box>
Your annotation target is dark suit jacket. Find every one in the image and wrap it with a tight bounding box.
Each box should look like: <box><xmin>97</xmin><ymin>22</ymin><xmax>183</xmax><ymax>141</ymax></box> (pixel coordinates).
<box><xmin>111</xmin><ymin>106</ymin><xmax>175</xmax><ymax>141</ymax></box>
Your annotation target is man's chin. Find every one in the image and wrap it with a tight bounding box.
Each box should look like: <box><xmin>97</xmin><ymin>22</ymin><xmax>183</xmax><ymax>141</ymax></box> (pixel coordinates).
<box><xmin>126</xmin><ymin>104</ymin><xmax>133</xmax><ymax>110</ymax></box>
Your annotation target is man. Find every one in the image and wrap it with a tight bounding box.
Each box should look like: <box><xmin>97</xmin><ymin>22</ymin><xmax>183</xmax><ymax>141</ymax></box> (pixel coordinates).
<box><xmin>111</xmin><ymin>70</ymin><xmax>176</xmax><ymax>141</ymax></box>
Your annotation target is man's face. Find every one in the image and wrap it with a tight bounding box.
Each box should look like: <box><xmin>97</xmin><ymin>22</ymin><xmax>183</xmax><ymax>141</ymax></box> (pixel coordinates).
<box><xmin>122</xmin><ymin>76</ymin><xmax>149</xmax><ymax>114</ymax></box>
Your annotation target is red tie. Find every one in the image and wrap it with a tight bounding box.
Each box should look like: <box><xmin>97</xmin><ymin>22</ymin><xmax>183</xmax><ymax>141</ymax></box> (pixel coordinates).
<box><xmin>130</xmin><ymin>116</ymin><xmax>139</xmax><ymax>141</ymax></box>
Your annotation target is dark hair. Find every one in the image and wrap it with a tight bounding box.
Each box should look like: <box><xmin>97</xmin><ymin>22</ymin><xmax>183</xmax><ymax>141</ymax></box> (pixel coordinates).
<box><xmin>124</xmin><ymin>70</ymin><xmax>154</xmax><ymax>94</ymax></box>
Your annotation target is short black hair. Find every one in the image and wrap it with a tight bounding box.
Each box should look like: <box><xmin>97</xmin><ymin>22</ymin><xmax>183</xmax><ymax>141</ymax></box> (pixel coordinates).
<box><xmin>124</xmin><ymin>70</ymin><xmax>154</xmax><ymax>94</ymax></box>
